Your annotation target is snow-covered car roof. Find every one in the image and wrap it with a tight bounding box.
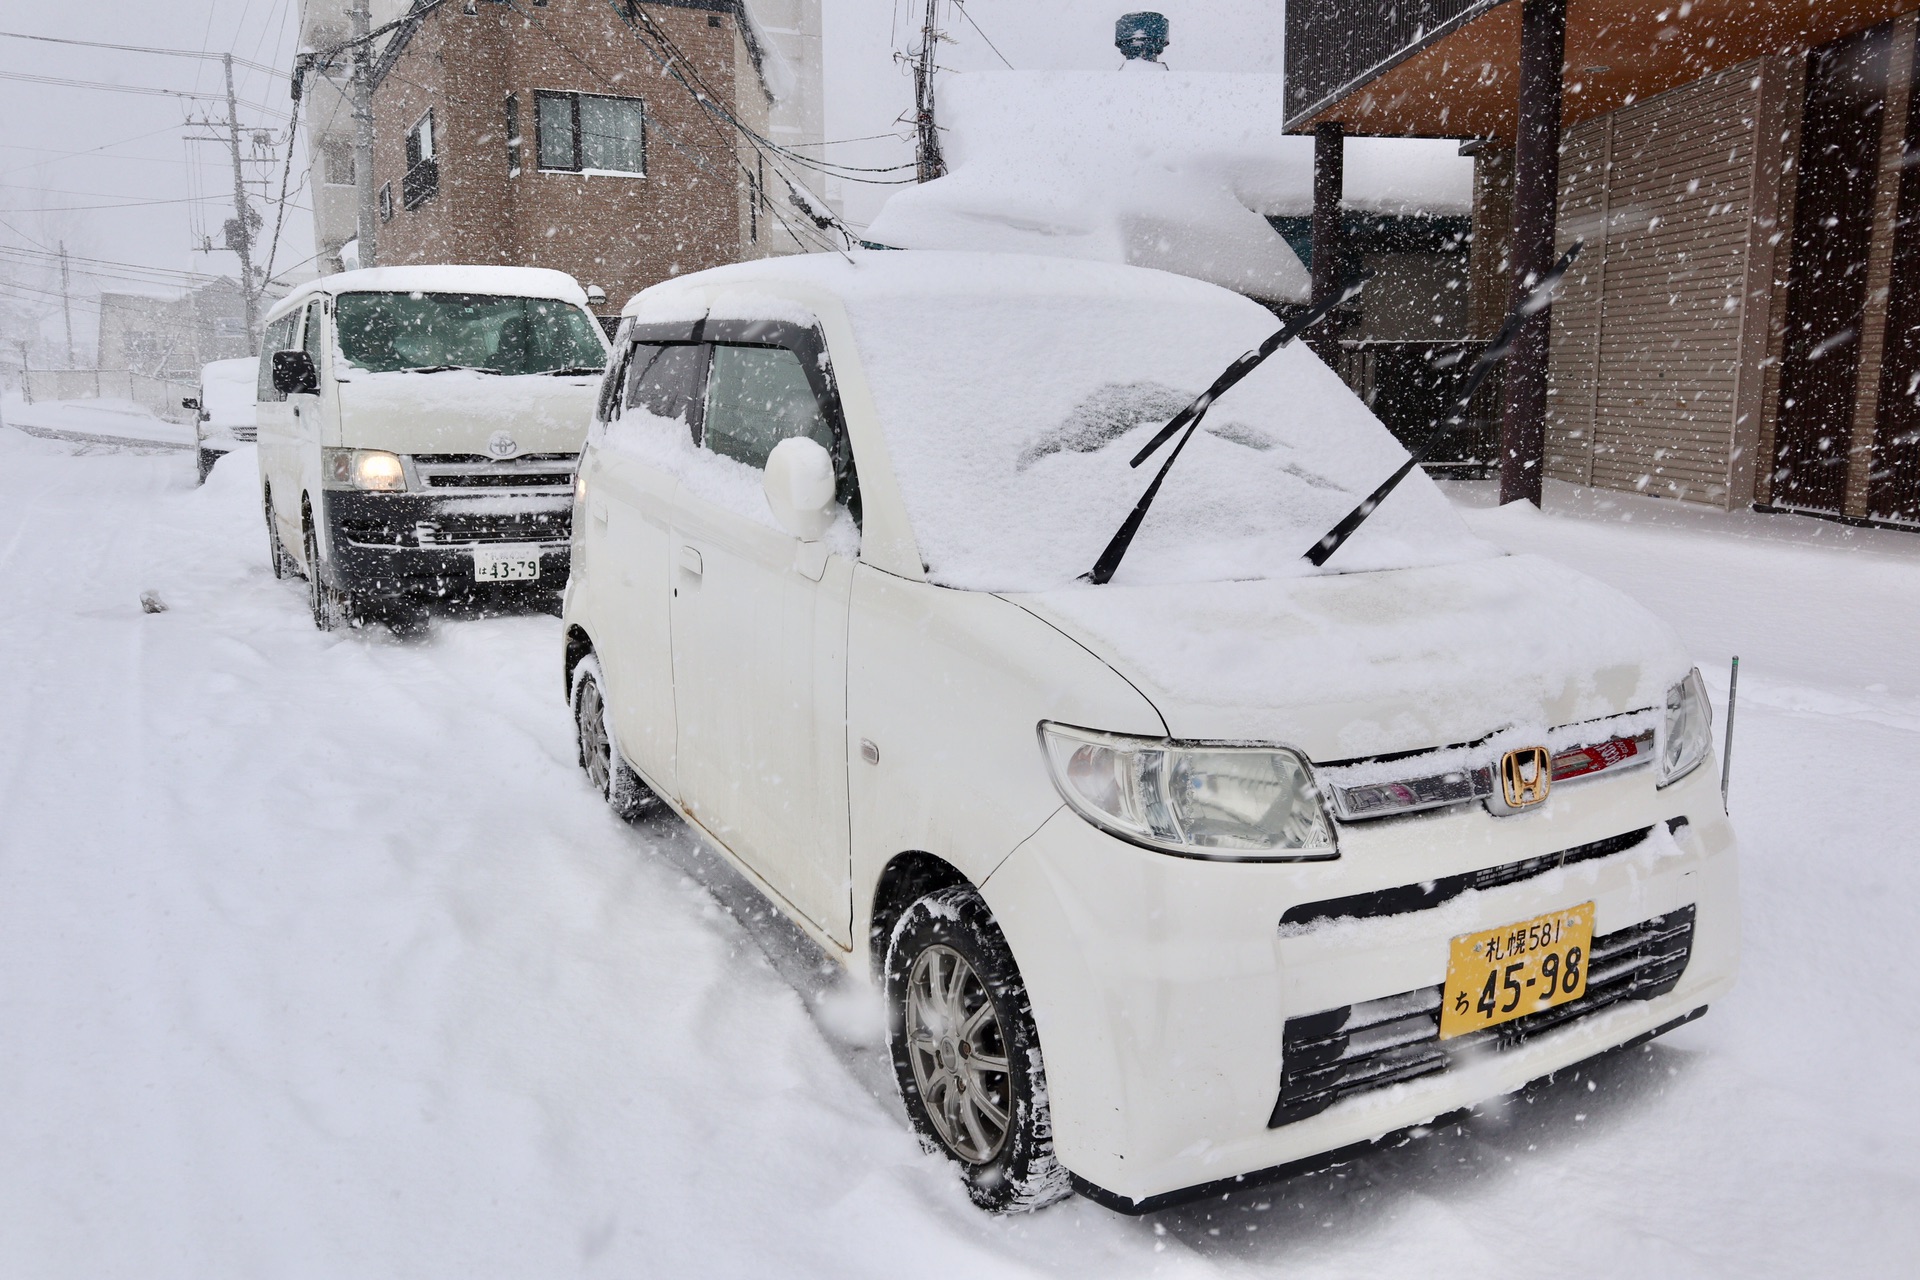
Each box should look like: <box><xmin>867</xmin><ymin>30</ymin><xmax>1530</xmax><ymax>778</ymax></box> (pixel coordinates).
<box><xmin>198</xmin><ymin>357</ymin><xmax>257</xmax><ymax>427</ymax></box>
<box><xmin>264</xmin><ymin>265</ymin><xmax>589</xmax><ymax>326</ymax></box>
<box><xmin>625</xmin><ymin>251</ymin><xmax>1494</xmax><ymax>592</ymax></box>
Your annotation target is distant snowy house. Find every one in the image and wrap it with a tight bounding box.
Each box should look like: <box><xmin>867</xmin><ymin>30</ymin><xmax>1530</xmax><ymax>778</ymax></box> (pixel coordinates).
<box><xmin>864</xmin><ymin>69</ymin><xmax>1473</xmax><ymax>335</ymax></box>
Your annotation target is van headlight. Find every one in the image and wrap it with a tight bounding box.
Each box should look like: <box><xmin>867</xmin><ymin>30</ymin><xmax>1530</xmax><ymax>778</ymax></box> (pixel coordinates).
<box><xmin>1038</xmin><ymin>722</ymin><xmax>1336</xmax><ymax>861</ymax></box>
<box><xmin>322</xmin><ymin>448</ymin><xmax>407</xmax><ymax>492</ymax></box>
<box><xmin>1657</xmin><ymin>669</ymin><xmax>1713</xmax><ymax>787</ymax></box>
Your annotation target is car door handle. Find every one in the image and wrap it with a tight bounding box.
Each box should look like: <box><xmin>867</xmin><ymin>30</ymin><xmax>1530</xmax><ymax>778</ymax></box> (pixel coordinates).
<box><xmin>678</xmin><ymin>545</ymin><xmax>703</xmax><ymax>577</ymax></box>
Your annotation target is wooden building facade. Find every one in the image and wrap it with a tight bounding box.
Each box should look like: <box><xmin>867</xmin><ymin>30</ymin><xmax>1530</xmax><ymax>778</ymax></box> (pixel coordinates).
<box><xmin>1285</xmin><ymin>0</ymin><xmax>1920</xmax><ymax>528</ymax></box>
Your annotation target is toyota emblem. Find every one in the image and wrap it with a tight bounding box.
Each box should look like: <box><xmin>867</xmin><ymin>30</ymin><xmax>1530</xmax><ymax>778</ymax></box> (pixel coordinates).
<box><xmin>486</xmin><ymin>431</ymin><xmax>520</xmax><ymax>459</ymax></box>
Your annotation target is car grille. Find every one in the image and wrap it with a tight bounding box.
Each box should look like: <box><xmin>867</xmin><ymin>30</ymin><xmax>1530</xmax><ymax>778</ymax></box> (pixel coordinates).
<box><xmin>411</xmin><ymin>453</ymin><xmax>576</xmax><ymax>492</ymax></box>
<box><xmin>1280</xmin><ymin>824</ymin><xmax>1664</xmax><ymax>929</ymax></box>
<box><xmin>415</xmin><ymin>510</ymin><xmax>570</xmax><ymax>546</ymax></box>
<box><xmin>230</xmin><ymin>425</ymin><xmax>257</xmax><ymax>442</ymax></box>
<box><xmin>1269</xmin><ymin>905</ymin><xmax>1697</xmax><ymax>1128</ymax></box>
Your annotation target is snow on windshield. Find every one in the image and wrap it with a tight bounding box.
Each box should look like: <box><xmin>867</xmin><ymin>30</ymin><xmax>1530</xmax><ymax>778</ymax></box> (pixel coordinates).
<box><xmin>835</xmin><ymin>254</ymin><xmax>1495</xmax><ymax>592</ymax></box>
<box><xmin>335</xmin><ymin>292</ymin><xmax>607</xmax><ymax>376</ymax></box>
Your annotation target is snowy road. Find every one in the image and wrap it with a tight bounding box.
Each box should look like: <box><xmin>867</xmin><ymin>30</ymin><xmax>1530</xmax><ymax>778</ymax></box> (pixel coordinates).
<box><xmin>1</xmin><ymin>429</ymin><xmax>1915</xmax><ymax>1277</ymax></box>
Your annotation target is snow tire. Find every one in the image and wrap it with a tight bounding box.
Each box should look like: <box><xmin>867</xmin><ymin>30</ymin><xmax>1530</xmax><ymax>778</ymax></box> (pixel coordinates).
<box><xmin>570</xmin><ymin>654</ymin><xmax>658</xmax><ymax>822</ymax></box>
<box><xmin>303</xmin><ymin>516</ymin><xmax>356</xmax><ymax>632</ymax></box>
<box><xmin>885</xmin><ymin>885</ymin><xmax>1073</xmax><ymax>1214</ymax></box>
<box><xmin>264</xmin><ymin>489</ymin><xmax>297</xmax><ymax>580</ymax></box>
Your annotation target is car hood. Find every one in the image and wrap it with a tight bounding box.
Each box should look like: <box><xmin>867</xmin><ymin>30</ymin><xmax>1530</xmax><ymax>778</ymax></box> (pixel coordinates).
<box><xmin>1005</xmin><ymin>554</ymin><xmax>1693</xmax><ymax>762</ymax></box>
<box><xmin>333</xmin><ymin>367</ymin><xmax>599</xmax><ymax>454</ymax></box>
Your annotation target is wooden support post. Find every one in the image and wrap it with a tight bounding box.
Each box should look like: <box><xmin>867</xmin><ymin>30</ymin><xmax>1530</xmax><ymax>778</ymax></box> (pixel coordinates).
<box><xmin>1499</xmin><ymin>0</ymin><xmax>1567</xmax><ymax>507</ymax></box>
<box><xmin>1311</xmin><ymin>122</ymin><xmax>1346</xmax><ymax>308</ymax></box>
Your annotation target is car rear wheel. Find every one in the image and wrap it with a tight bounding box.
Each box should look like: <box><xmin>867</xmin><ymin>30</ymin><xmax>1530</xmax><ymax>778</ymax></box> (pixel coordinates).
<box><xmin>885</xmin><ymin>885</ymin><xmax>1072</xmax><ymax>1213</ymax></box>
<box><xmin>264</xmin><ymin>489</ymin><xmax>296</xmax><ymax>580</ymax></box>
<box><xmin>196</xmin><ymin>448</ymin><xmax>216</xmax><ymax>485</ymax></box>
<box><xmin>571</xmin><ymin>655</ymin><xmax>657</xmax><ymax>821</ymax></box>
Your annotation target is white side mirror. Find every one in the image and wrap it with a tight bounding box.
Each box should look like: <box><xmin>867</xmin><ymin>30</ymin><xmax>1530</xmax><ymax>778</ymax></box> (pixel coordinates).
<box><xmin>763</xmin><ymin>436</ymin><xmax>838</xmax><ymax>540</ymax></box>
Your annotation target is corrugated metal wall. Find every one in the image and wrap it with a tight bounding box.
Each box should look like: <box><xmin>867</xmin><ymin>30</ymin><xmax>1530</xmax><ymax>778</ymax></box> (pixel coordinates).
<box><xmin>1546</xmin><ymin>61</ymin><xmax>1788</xmax><ymax>506</ymax></box>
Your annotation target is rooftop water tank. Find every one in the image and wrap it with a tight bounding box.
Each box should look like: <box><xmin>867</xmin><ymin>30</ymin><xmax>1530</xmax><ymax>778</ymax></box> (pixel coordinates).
<box><xmin>1116</xmin><ymin>11</ymin><xmax>1170</xmax><ymax>62</ymax></box>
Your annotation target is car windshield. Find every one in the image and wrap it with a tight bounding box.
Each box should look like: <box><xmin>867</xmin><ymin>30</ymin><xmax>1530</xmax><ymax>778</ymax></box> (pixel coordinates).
<box><xmin>334</xmin><ymin>291</ymin><xmax>606</xmax><ymax>375</ymax></box>
<box><xmin>826</xmin><ymin>255</ymin><xmax>1494</xmax><ymax>592</ymax></box>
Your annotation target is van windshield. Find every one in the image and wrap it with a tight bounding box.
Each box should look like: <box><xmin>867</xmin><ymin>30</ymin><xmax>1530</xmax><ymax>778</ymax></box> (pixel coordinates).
<box><xmin>334</xmin><ymin>291</ymin><xmax>606</xmax><ymax>375</ymax></box>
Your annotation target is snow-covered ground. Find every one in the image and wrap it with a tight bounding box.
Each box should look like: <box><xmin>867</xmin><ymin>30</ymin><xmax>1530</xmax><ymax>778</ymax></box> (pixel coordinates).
<box><xmin>1</xmin><ymin>432</ymin><xmax>1915</xmax><ymax>1277</ymax></box>
<box><xmin>1</xmin><ymin>392</ymin><xmax>192</xmax><ymax>451</ymax></box>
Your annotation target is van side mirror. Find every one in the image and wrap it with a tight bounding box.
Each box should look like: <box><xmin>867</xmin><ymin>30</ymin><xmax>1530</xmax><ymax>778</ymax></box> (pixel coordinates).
<box><xmin>180</xmin><ymin>396</ymin><xmax>201</xmax><ymax>411</ymax></box>
<box><xmin>763</xmin><ymin>436</ymin><xmax>838</xmax><ymax>540</ymax></box>
<box><xmin>272</xmin><ymin>349</ymin><xmax>319</xmax><ymax>396</ymax></box>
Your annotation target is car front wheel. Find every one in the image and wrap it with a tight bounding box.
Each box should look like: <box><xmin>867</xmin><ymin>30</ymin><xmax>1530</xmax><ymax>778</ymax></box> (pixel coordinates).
<box><xmin>885</xmin><ymin>885</ymin><xmax>1072</xmax><ymax>1213</ymax></box>
<box><xmin>571</xmin><ymin>654</ymin><xmax>657</xmax><ymax>821</ymax></box>
<box><xmin>303</xmin><ymin>517</ymin><xmax>354</xmax><ymax>632</ymax></box>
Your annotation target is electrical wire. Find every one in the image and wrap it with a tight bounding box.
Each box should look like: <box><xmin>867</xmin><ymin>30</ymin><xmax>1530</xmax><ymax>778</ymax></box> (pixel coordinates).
<box><xmin>951</xmin><ymin>1</ymin><xmax>1015</xmax><ymax>70</ymax></box>
<box><xmin>0</xmin><ymin>28</ymin><xmax>284</xmax><ymax>77</ymax></box>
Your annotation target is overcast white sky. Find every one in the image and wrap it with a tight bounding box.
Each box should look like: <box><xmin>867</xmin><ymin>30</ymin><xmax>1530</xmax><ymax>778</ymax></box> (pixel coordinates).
<box><xmin>0</xmin><ymin>1</ymin><xmax>1287</xmax><ymax>355</ymax></box>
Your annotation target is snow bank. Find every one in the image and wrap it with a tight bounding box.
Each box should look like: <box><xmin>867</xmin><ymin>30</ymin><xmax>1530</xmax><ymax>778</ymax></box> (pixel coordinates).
<box><xmin>865</xmin><ymin>70</ymin><xmax>1472</xmax><ymax>302</ymax></box>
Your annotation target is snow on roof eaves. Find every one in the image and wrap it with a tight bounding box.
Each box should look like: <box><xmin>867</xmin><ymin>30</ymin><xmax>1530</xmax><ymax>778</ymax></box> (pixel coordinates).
<box><xmin>265</xmin><ymin>265</ymin><xmax>588</xmax><ymax>323</ymax></box>
<box><xmin>862</xmin><ymin>71</ymin><xmax>1471</xmax><ymax>305</ymax></box>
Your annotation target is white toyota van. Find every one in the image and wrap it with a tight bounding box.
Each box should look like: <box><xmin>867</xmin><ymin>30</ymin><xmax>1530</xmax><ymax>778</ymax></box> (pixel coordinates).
<box><xmin>256</xmin><ymin>265</ymin><xmax>608</xmax><ymax>629</ymax></box>
<box><xmin>561</xmin><ymin>252</ymin><xmax>1739</xmax><ymax>1215</ymax></box>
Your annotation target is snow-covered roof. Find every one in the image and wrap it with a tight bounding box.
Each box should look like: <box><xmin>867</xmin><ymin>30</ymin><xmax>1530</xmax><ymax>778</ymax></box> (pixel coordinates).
<box><xmin>864</xmin><ymin>70</ymin><xmax>1474</xmax><ymax>305</ymax></box>
<box><xmin>265</xmin><ymin>266</ymin><xmax>588</xmax><ymax>324</ymax></box>
<box><xmin>626</xmin><ymin>251</ymin><xmax>1490</xmax><ymax>591</ymax></box>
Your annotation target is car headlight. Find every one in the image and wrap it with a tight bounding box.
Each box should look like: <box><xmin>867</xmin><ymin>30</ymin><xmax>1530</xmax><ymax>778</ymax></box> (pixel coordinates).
<box><xmin>323</xmin><ymin>448</ymin><xmax>407</xmax><ymax>492</ymax></box>
<box><xmin>1657</xmin><ymin>668</ymin><xmax>1713</xmax><ymax>787</ymax></box>
<box><xmin>1038</xmin><ymin>722</ymin><xmax>1336</xmax><ymax>861</ymax></box>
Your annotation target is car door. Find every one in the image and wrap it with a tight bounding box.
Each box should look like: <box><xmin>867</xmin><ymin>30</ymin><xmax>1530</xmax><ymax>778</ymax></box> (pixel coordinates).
<box><xmin>293</xmin><ymin>299</ymin><xmax>329</xmax><ymax>540</ymax></box>
<box><xmin>669</xmin><ymin>335</ymin><xmax>856</xmax><ymax>946</ymax></box>
<box><xmin>254</xmin><ymin>310</ymin><xmax>302</xmax><ymax>545</ymax></box>
<box><xmin>590</xmin><ymin>336</ymin><xmax>707</xmax><ymax>797</ymax></box>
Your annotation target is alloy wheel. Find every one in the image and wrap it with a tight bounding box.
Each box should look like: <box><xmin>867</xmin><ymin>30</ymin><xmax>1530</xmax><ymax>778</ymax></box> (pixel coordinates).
<box><xmin>904</xmin><ymin>943</ymin><xmax>1013</xmax><ymax>1164</ymax></box>
<box><xmin>577</xmin><ymin>675</ymin><xmax>612</xmax><ymax>795</ymax></box>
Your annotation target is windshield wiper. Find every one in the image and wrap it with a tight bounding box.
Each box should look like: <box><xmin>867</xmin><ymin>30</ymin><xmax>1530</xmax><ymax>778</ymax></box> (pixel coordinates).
<box><xmin>539</xmin><ymin>365</ymin><xmax>606</xmax><ymax>376</ymax></box>
<box><xmin>398</xmin><ymin>364</ymin><xmax>503</xmax><ymax>375</ymax></box>
<box><xmin>1081</xmin><ymin>272</ymin><xmax>1371</xmax><ymax>585</ymax></box>
<box><xmin>1303</xmin><ymin>240</ymin><xmax>1583</xmax><ymax>568</ymax></box>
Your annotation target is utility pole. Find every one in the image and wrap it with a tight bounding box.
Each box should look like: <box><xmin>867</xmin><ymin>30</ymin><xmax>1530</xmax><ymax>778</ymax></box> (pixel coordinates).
<box><xmin>57</xmin><ymin>242</ymin><xmax>74</xmax><ymax>367</ymax></box>
<box><xmin>219</xmin><ymin>53</ymin><xmax>261</xmax><ymax>352</ymax></box>
<box><xmin>912</xmin><ymin>0</ymin><xmax>946</xmax><ymax>183</ymax></box>
<box><xmin>349</xmin><ymin>0</ymin><xmax>378</xmax><ymax>267</ymax></box>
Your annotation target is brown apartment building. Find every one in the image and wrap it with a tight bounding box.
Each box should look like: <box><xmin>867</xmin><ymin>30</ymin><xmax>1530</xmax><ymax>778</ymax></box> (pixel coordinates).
<box><xmin>367</xmin><ymin>0</ymin><xmax>801</xmax><ymax>321</ymax></box>
<box><xmin>1286</xmin><ymin>0</ymin><xmax>1920</xmax><ymax>530</ymax></box>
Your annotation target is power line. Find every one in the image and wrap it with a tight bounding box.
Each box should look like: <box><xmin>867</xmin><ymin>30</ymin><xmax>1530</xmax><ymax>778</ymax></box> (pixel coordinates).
<box><xmin>952</xmin><ymin>1</ymin><xmax>1015</xmax><ymax>70</ymax></box>
<box><xmin>0</xmin><ymin>27</ymin><xmax>284</xmax><ymax>77</ymax></box>
<box><xmin>0</xmin><ymin>69</ymin><xmax>291</xmax><ymax>119</ymax></box>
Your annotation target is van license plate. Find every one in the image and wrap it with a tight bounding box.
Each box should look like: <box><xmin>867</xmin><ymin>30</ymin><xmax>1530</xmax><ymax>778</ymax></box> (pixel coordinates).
<box><xmin>1438</xmin><ymin>903</ymin><xmax>1595</xmax><ymax>1040</ymax></box>
<box><xmin>472</xmin><ymin>546</ymin><xmax>541</xmax><ymax>582</ymax></box>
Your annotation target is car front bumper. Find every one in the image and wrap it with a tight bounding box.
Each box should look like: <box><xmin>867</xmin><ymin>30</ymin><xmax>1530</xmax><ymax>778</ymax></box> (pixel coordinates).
<box><xmin>979</xmin><ymin>761</ymin><xmax>1739</xmax><ymax>1212</ymax></box>
<box><xmin>319</xmin><ymin>489</ymin><xmax>572</xmax><ymax>600</ymax></box>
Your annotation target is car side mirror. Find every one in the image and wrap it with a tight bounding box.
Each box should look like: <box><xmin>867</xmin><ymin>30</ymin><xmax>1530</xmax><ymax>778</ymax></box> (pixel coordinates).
<box><xmin>763</xmin><ymin>437</ymin><xmax>838</xmax><ymax>540</ymax></box>
<box><xmin>272</xmin><ymin>349</ymin><xmax>319</xmax><ymax>396</ymax></box>
<box><xmin>180</xmin><ymin>396</ymin><xmax>201</xmax><ymax>411</ymax></box>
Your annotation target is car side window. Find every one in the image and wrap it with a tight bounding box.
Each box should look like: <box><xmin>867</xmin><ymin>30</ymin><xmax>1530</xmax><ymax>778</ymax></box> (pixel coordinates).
<box><xmin>623</xmin><ymin>342</ymin><xmax>708</xmax><ymax>435</ymax></box>
<box><xmin>701</xmin><ymin>343</ymin><xmax>833</xmax><ymax>469</ymax></box>
<box><xmin>303</xmin><ymin>301</ymin><xmax>326</xmax><ymax>370</ymax></box>
<box><xmin>257</xmin><ymin>313</ymin><xmax>300</xmax><ymax>401</ymax></box>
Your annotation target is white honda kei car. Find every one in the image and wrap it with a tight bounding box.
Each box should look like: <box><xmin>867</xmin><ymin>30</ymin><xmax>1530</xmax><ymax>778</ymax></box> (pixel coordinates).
<box><xmin>561</xmin><ymin>252</ymin><xmax>1738</xmax><ymax>1214</ymax></box>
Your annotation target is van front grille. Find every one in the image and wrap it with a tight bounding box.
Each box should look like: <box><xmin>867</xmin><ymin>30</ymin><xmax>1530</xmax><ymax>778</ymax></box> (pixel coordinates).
<box><xmin>411</xmin><ymin>453</ymin><xmax>576</xmax><ymax>493</ymax></box>
<box><xmin>1269</xmin><ymin>905</ymin><xmax>1697</xmax><ymax>1128</ymax></box>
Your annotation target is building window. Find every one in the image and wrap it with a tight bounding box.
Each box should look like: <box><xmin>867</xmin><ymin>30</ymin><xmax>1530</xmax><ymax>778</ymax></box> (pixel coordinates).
<box><xmin>379</xmin><ymin>181</ymin><xmax>394</xmax><ymax>222</ymax></box>
<box><xmin>535</xmin><ymin>90</ymin><xmax>644</xmax><ymax>176</ymax></box>
<box><xmin>505</xmin><ymin>94</ymin><xmax>522</xmax><ymax>177</ymax></box>
<box><xmin>403</xmin><ymin>108</ymin><xmax>438</xmax><ymax>209</ymax></box>
<box><xmin>322</xmin><ymin>139</ymin><xmax>355</xmax><ymax>187</ymax></box>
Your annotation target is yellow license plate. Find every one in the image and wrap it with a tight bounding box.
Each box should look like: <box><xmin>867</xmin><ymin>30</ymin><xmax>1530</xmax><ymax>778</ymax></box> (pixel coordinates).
<box><xmin>1439</xmin><ymin>903</ymin><xmax>1595</xmax><ymax>1040</ymax></box>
